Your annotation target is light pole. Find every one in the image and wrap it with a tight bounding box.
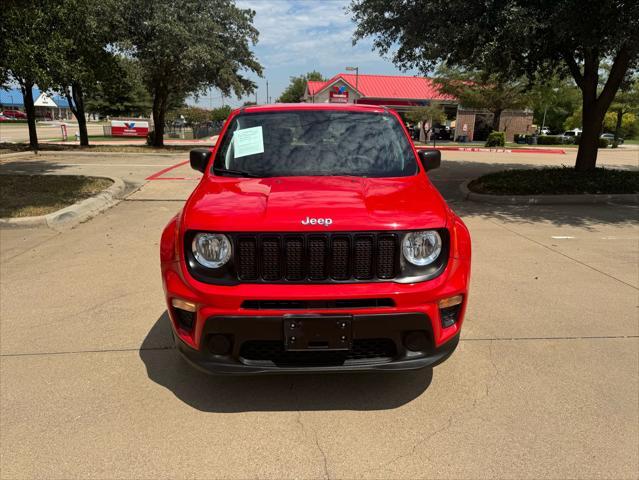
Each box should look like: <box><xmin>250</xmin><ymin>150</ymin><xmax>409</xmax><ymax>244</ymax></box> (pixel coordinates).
<box><xmin>345</xmin><ymin>66</ymin><xmax>359</xmax><ymax>103</ymax></box>
<box><xmin>541</xmin><ymin>87</ymin><xmax>559</xmax><ymax>134</ymax></box>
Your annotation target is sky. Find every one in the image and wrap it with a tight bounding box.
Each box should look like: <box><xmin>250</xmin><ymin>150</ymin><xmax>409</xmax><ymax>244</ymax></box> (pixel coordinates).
<box><xmin>190</xmin><ymin>0</ymin><xmax>418</xmax><ymax>108</ymax></box>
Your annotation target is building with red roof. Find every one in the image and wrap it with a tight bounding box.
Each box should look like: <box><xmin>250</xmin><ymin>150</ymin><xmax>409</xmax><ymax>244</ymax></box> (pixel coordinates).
<box><xmin>304</xmin><ymin>73</ymin><xmax>534</xmax><ymax>142</ymax></box>
<box><xmin>305</xmin><ymin>73</ymin><xmax>455</xmax><ymax>108</ymax></box>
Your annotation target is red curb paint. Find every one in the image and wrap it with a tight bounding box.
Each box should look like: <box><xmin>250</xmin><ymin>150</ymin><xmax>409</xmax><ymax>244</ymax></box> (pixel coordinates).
<box><xmin>416</xmin><ymin>145</ymin><xmax>566</xmax><ymax>154</ymax></box>
<box><xmin>145</xmin><ymin>160</ymin><xmax>190</xmax><ymax>180</ymax></box>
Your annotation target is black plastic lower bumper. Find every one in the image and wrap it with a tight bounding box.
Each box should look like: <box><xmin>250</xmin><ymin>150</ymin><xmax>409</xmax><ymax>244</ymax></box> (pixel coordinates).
<box><xmin>174</xmin><ymin>312</ymin><xmax>460</xmax><ymax>375</ymax></box>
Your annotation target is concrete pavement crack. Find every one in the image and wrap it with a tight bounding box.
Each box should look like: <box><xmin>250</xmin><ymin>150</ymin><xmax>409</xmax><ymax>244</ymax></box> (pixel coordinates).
<box><xmin>488</xmin><ymin>219</ymin><xmax>638</xmax><ymax>291</ymax></box>
<box><xmin>291</xmin><ymin>381</ymin><xmax>330</xmax><ymax>480</ymax></box>
<box><xmin>360</xmin><ymin>415</ymin><xmax>453</xmax><ymax>477</ymax></box>
<box><xmin>363</xmin><ymin>341</ymin><xmax>502</xmax><ymax>477</ymax></box>
<box><xmin>1</xmin><ymin>231</ymin><xmax>62</xmax><ymax>263</ymax></box>
<box><xmin>0</xmin><ymin>346</ymin><xmax>173</xmax><ymax>357</ymax></box>
<box><xmin>313</xmin><ymin>428</ymin><xmax>330</xmax><ymax>480</ymax></box>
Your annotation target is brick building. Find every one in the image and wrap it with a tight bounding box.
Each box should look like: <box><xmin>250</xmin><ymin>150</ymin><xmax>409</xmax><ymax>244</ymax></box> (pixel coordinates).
<box><xmin>304</xmin><ymin>73</ymin><xmax>534</xmax><ymax>141</ymax></box>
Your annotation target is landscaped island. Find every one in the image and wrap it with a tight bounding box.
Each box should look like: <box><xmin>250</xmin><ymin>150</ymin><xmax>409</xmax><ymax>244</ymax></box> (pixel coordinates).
<box><xmin>467</xmin><ymin>167</ymin><xmax>639</xmax><ymax>196</ymax></box>
<box><xmin>0</xmin><ymin>174</ymin><xmax>113</xmax><ymax>218</ymax></box>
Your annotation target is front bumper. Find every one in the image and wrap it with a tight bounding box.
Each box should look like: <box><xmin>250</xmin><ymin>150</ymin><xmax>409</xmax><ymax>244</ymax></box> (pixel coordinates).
<box><xmin>174</xmin><ymin>313</ymin><xmax>460</xmax><ymax>374</ymax></box>
<box><xmin>162</xmin><ymin>254</ymin><xmax>470</xmax><ymax>374</ymax></box>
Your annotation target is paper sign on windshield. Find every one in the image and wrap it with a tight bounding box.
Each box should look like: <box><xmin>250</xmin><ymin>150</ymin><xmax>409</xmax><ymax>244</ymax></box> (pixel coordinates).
<box><xmin>233</xmin><ymin>126</ymin><xmax>264</xmax><ymax>158</ymax></box>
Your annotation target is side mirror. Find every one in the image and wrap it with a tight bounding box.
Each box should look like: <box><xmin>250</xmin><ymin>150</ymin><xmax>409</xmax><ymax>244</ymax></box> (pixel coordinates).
<box><xmin>418</xmin><ymin>149</ymin><xmax>441</xmax><ymax>171</ymax></box>
<box><xmin>190</xmin><ymin>148</ymin><xmax>212</xmax><ymax>173</ymax></box>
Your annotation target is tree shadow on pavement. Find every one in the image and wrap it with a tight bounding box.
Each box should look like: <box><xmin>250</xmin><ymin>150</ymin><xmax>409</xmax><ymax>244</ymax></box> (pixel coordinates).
<box><xmin>0</xmin><ymin>158</ymin><xmax>71</xmax><ymax>175</ymax></box>
<box><xmin>429</xmin><ymin>159</ymin><xmax>639</xmax><ymax>229</ymax></box>
<box><xmin>139</xmin><ymin>312</ymin><xmax>432</xmax><ymax>412</ymax></box>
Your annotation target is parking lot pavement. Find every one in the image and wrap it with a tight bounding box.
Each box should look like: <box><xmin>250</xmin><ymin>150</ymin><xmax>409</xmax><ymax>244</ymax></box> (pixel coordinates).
<box><xmin>1</xmin><ymin>150</ymin><xmax>638</xmax><ymax>478</ymax></box>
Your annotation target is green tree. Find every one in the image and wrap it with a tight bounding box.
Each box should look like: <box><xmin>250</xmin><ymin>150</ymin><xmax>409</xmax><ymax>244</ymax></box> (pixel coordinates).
<box><xmin>0</xmin><ymin>0</ymin><xmax>52</xmax><ymax>149</ymax></box>
<box><xmin>529</xmin><ymin>78</ymin><xmax>581</xmax><ymax>134</ymax></box>
<box><xmin>405</xmin><ymin>105</ymin><xmax>445</xmax><ymax>142</ymax></box>
<box><xmin>45</xmin><ymin>0</ymin><xmax>118</xmax><ymax>146</ymax></box>
<box><xmin>166</xmin><ymin>106</ymin><xmax>211</xmax><ymax>126</ymax></box>
<box><xmin>434</xmin><ymin>67</ymin><xmax>530</xmax><ymax>132</ymax></box>
<box><xmin>277</xmin><ymin>71</ymin><xmax>325</xmax><ymax>103</ymax></box>
<box><xmin>118</xmin><ymin>0</ymin><xmax>262</xmax><ymax>147</ymax></box>
<box><xmin>608</xmin><ymin>77</ymin><xmax>639</xmax><ymax>144</ymax></box>
<box><xmin>210</xmin><ymin>105</ymin><xmax>232</xmax><ymax>122</ymax></box>
<box><xmin>351</xmin><ymin>0</ymin><xmax>639</xmax><ymax>171</ymax></box>
<box><xmin>85</xmin><ymin>57</ymin><xmax>152</xmax><ymax>118</ymax></box>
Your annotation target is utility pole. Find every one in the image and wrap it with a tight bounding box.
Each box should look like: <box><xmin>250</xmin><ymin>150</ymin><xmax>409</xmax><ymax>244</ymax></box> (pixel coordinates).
<box><xmin>345</xmin><ymin>66</ymin><xmax>359</xmax><ymax>103</ymax></box>
<box><xmin>266</xmin><ymin>81</ymin><xmax>269</xmax><ymax>104</ymax></box>
<box><xmin>255</xmin><ymin>90</ymin><xmax>258</xmax><ymax>105</ymax></box>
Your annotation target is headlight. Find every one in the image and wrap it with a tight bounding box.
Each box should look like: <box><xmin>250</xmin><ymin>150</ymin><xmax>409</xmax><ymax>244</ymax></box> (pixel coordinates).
<box><xmin>192</xmin><ymin>233</ymin><xmax>231</xmax><ymax>269</ymax></box>
<box><xmin>402</xmin><ymin>230</ymin><xmax>442</xmax><ymax>266</ymax></box>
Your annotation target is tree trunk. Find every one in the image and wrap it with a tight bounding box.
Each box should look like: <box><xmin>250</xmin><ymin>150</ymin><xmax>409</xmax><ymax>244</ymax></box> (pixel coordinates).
<box><xmin>20</xmin><ymin>81</ymin><xmax>38</xmax><ymax>151</ymax></box>
<box><xmin>613</xmin><ymin>109</ymin><xmax>623</xmax><ymax>146</ymax></box>
<box><xmin>491</xmin><ymin>109</ymin><xmax>503</xmax><ymax>132</ymax></box>
<box><xmin>568</xmin><ymin>46</ymin><xmax>631</xmax><ymax>170</ymax></box>
<box><xmin>72</xmin><ymin>82</ymin><xmax>89</xmax><ymax>146</ymax></box>
<box><xmin>152</xmin><ymin>90</ymin><xmax>167</xmax><ymax>147</ymax></box>
<box><xmin>575</xmin><ymin>100</ymin><xmax>605</xmax><ymax>171</ymax></box>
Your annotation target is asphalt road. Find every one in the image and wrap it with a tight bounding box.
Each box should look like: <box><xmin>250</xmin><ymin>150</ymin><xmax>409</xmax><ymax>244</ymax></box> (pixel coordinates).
<box><xmin>1</xmin><ymin>148</ymin><xmax>638</xmax><ymax>479</ymax></box>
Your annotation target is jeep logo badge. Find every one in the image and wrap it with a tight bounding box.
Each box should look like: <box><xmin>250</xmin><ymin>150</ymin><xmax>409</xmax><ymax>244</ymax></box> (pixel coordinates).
<box><xmin>301</xmin><ymin>216</ymin><xmax>333</xmax><ymax>226</ymax></box>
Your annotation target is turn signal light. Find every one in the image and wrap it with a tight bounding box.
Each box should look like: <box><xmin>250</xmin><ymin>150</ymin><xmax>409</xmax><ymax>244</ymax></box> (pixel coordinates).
<box><xmin>171</xmin><ymin>298</ymin><xmax>197</xmax><ymax>312</ymax></box>
<box><xmin>438</xmin><ymin>295</ymin><xmax>463</xmax><ymax>309</ymax></box>
<box><xmin>439</xmin><ymin>295</ymin><xmax>464</xmax><ymax>328</ymax></box>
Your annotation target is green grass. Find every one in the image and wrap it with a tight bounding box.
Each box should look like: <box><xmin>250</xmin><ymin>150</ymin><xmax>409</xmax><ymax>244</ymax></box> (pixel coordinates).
<box><xmin>468</xmin><ymin>167</ymin><xmax>639</xmax><ymax>195</ymax></box>
<box><xmin>0</xmin><ymin>175</ymin><xmax>113</xmax><ymax>218</ymax></box>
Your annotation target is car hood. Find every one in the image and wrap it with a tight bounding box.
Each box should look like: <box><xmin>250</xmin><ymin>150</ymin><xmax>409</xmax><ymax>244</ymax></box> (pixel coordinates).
<box><xmin>183</xmin><ymin>175</ymin><xmax>449</xmax><ymax>232</ymax></box>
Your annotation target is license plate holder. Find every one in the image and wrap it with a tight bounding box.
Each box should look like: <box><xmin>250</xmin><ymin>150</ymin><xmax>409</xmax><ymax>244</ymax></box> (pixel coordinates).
<box><xmin>283</xmin><ymin>315</ymin><xmax>352</xmax><ymax>351</ymax></box>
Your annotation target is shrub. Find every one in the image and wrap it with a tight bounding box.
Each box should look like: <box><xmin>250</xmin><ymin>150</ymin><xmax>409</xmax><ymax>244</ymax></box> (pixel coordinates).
<box><xmin>467</xmin><ymin>167</ymin><xmax>639</xmax><ymax>195</ymax></box>
<box><xmin>573</xmin><ymin>136</ymin><xmax>609</xmax><ymax>148</ymax></box>
<box><xmin>485</xmin><ymin>131</ymin><xmax>505</xmax><ymax>147</ymax></box>
<box><xmin>537</xmin><ymin>135</ymin><xmax>564</xmax><ymax>145</ymax></box>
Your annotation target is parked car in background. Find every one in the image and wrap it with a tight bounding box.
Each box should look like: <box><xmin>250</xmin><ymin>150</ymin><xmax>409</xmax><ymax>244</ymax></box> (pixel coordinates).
<box><xmin>1</xmin><ymin>109</ymin><xmax>28</xmax><ymax>119</ymax></box>
<box><xmin>600</xmin><ymin>133</ymin><xmax>623</xmax><ymax>144</ymax></box>
<box><xmin>0</xmin><ymin>114</ymin><xmax>11</xmax><ymax>122</ymax></box>
<box><xmin>539</xmin><ymin>127</ymin><xmax>550</xmax><ymax>135</ymax></box>
<box><xmin>561</xmin><ymin>129</ymin><xmax>582</xmax><ymax>144</ymax></box>
<box><xmin>432</xmin><ymin>125</ymin><xmax>452</xmax><ymax>141</ymax></box>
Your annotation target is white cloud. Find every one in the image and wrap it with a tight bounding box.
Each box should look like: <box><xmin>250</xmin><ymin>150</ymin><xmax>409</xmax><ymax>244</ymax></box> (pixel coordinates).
<box><xmin>191</xmin><ymin>0</ymin><xmax>416</xmax><ymax>107</ymax></box>
<box><xmin>237</xmin><ymin>0</ymin><xmax>385</xmax><ymax>69</ymax></box>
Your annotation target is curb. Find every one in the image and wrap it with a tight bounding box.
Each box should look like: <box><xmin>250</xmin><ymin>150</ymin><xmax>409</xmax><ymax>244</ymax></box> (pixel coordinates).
<box><xmin>415</xmin><ymin>145</ymin><xmax>566</xmax><ymax>155</ymax></box>
<box><xmin>460</xmin><ymin>180</ymin><xmax>639</xmax><ymax>205</ymax></box>
<box><xmin>0</xmin><ymin>175</ymin><xmax>126</xmax><ymax>230</ymax></box>
<box><xmin>1</xmin><ymin>150</ymin><xmax>187</xmax><ymax>158</ymax></box>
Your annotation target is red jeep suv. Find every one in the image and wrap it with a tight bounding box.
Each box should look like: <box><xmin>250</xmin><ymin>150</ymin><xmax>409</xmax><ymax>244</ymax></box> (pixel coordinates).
<box><xmin>160</xmin><ymin>103</ymin><xmax>471</xmax><ymax>374</ymax></box>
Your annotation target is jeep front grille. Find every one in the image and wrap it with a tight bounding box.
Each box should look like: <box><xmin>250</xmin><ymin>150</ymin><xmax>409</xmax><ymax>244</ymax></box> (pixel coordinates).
<box><xmin>233</xmin><ymin>232</ymin><xmax>399</xmax><ymax>283</ymax></box>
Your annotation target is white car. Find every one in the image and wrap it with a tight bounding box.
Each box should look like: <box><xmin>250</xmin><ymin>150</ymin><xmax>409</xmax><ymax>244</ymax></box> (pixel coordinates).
<box><xmin>601</xmin><ymin>133</ymin><xmax>623</xmax><ymax>144</ymax></box>
<box><xmin>561</xmin><ymin>129</ymin><xmax>582</xmax><ymax>143</ymax></box>
<box><xmin>539</xmin><ymin>127</ymin><xmax>551</xmax><ymax>135</ymax></box>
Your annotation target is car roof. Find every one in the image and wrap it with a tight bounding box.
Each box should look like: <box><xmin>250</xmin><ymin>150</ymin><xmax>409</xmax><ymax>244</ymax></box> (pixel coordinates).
<box><xmin>236</xmin><ymin>103</ymin><xmax>390</xmax><ymax>115</ymax></box>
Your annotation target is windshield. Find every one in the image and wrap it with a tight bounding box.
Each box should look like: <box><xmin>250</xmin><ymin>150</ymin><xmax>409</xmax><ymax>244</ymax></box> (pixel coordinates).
<box><xmin>212</xmin><ymin>110</ymin><xmax>418</xmax><ymax>178</ymax></box>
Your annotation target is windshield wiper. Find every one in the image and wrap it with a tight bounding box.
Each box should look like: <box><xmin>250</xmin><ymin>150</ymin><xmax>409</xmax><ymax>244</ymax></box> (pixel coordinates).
<box><xmin>213</xmin><ymin>167</ymin><xmax>261</xmax><ymax>178</ymax></box>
